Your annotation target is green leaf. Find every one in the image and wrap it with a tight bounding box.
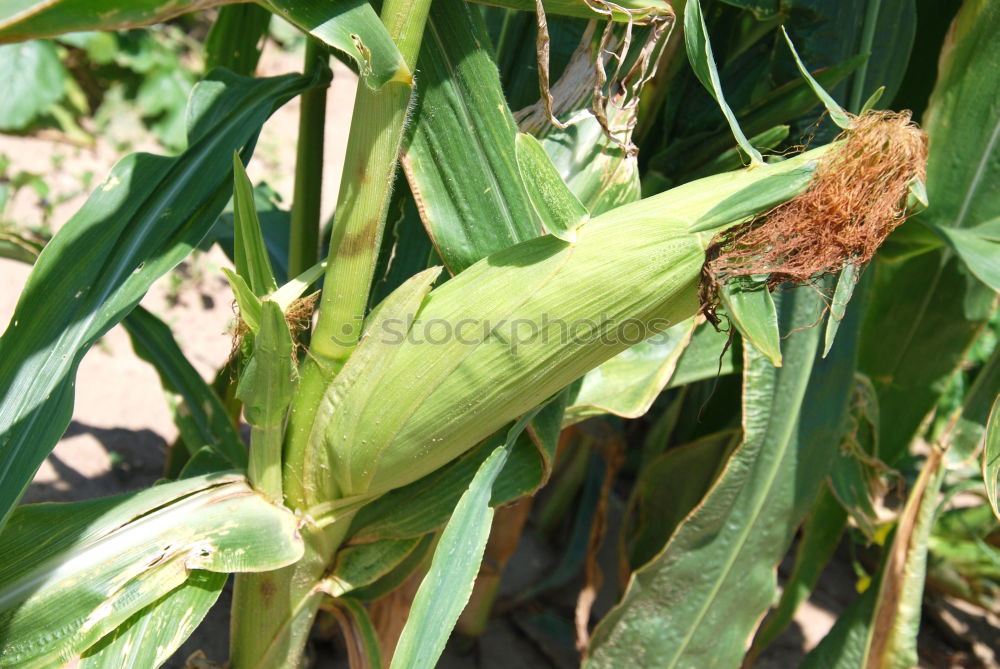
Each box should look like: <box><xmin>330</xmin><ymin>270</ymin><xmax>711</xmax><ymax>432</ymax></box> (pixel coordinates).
<box><xmin>403</xmin><ymin>0</ymin><xmax>541</xmax><ymax>273</ymax></box>
<box><xmin>0</xmin><ymin>40</ymin><xmax>66</xmax><ymax>130</ymax></box>
<box><xmin>0</xmin><ymin>67</ymin><xmax>319</xmax><ymax>531</ymax></box>
<box><xmin>0</xmin><ymin>0</ymin><xmax>244</xmax><ymax>41</ymax></box>
<box><xmin>265</xmin><ymin>0</ymin><xmax>409</xmax><ymax>89</ymax></box>
<box><xmin>123</xmin><ymin>306</ymin><xmax>245</xmax><ymax>467</ymax></box>
<box><xmin>861</xmin><ymin>0</ymin><xmax>1000</xmax><ymax>465</ymax></box>
<box><xmin>629</xmin><ymin>430</ymin><xmax>740</xmax><ymax>568</ymax></box>
<box><xmin>781</xmin><ymin>26</ymin><xmax>852</xmax><ymax>130</ymax></box>
<box><xmin>749</xmin><ymin>487</ymin><xmax>847</xmax><ymax>661</ymax></box>
<box><xmin>467</xmin><ymin>0</ymin><xmax>673</xmax><ymax>22</ymax></box>
<box><xmin>564</xmin><ymin>319</ymin><xmax>696</xmax><ymax>424</ymax></box>
<box><xmin>929</xmin><ymin>219</ymin><xmax>1000</xmax><ymax>292</ymax></box>
<box><xmin>823</xmin><ymin>262</ymin><xmax>862</xmax><ymax>357</ymax></box>
<box><xmin>515</xmin><ymin>132</ymin><xmax>589</xmax><ymax>242</ymax></box>
<box><xmin>0</xmin><ymin>473</ymin><xmax>303</xmax><ymax>668</ymax></box>
<box><xmin>222</xmin><ymin>266</ymin><xmax>263</xmax><ymax>333</ymax></box>
<box><xmin>720</xmin><ymin>280</ymin><xmax>782</xmax><ymax>367</ymax></box>
<box><xmin>389</xmin><ymin>412</ymin><xmax>537</xmax><ymax>669</ymax></box>
<box><xmin>237</xmin><ymin>300</ymin><xmax>296</xmax><ymax>428</ymax></box>
<box><xmin>232</xmin><ymin>153</ymin><xmax>278</xmax><ymax>297</ymax></box>
<box><xmin>684</xmin><ymin>0</ymin><xmax>763</xmax><ymax>166</ymax></box>
<box><xmin>689</xmin><ymin>164</ymin><xmax>818</xmax><ymax>233</ymax></box>
<box><xmin>79</xmin><ymin>570</ymin><xmax>227</xmax><ymax>669</ymax></box>
<box><xmin>330</xmin><ymin>598</ymin><xmax>385</xmax><ymax>669</ymax></box>
<box><xmin>586</xmin><ymin>282</ymin><xmax>861</xmax><ymax>667</ymax></box>
<box><xmin>322</xmin><ymin>537</ymin><xmax>422</xmax><ymax>598</ymax></box>
<box><xmin>984</xmin><ymin>395</ymin><xmax>1000</xmax><ymax>519</ymax></box>
<box><xmin>204</xmin><ymin>3</ymin><xmax>271</xmax><ymax>75</ymax></box>
<box><xmin>666</xmin><ymin>321</ymin><xmax>740</xmax><ymax>389</ymax></box>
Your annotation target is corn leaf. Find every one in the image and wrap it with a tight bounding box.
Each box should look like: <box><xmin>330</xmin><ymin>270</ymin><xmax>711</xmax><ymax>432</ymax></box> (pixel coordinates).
<box><xmin>823</xmin><ymin>262</ymin><xmax>861</xmax><ymax>357</ymax></box>
<box><xmin>749</xmin><ymin>486</ymin><xmax>848</xmax><ymax>660</ymax></box>
<box><xmin>586</xmin><ymin>281</ymin><xmax>860</xmax><ymax>667</ymax></box>
<box><xmin>0</xmin><ymin>67</ymin><xmax>319</xmax><ymax>531</ymax></box>
<box><xmin>123</xmin><ymin>306</ymin><xmax>245</xmax><ymax>467</ymax></box>
<box><xmin>984</xmin><ymin>396</ymin><xmax>1000</xmax><ymax>520</ymax></box>
<box><xmin>322</xmin><ymin>537</ymin><xmax>422</xmax><ymax>598</ymax></box>
<box><xmin>330</xmin><ymin>598</ymin><xmax>384</xmax><ymax>669</ymax></box>
<box><xmin>204</xmin><ymin>3</ymin><xmax>271</xmax><ymax>76</ymax></box>
<box><xmin>684</xmin><ymin>0</ymin><xmax>763</xmax><ymax>166</ymax></box>
<box><xmin>0</xmin><ymin>40</ymin><xmax>67</xmax><ymax>131</ymax></box>
<box><xmin>861</xmin><ymin>0</ymin><xmax>1000</xmax><ymax>465</ymax></box>
<box><xmin>402</xmin><ymin>0</ymin><xmax>541</xmax><ymax>274</ymax></box>
<box><xmin>0</xmin><ymin>0</ymin><xmax>238</xmax><ymax>41</ymax></box>
<box><xmin>515</xmin><ymin>132</ymin><xmax>589</xmax><ymax>242</ymax></box>
<box><xmin>0</xmin><ymin>473</ymin><xmax>303</xmax><ymax>668</ymax></box>
<box><xmin>720</xmin><ymin>281</ymin><xmax>782</xmax><ymax>367</ymax></box>
<box><xmin>781</xmin><ymin>26</ymin><xmax>852</xmax><ymax>130</ymax></box>
<box><xmin>689</xmin><ymin>164</ymin><xmax>817</xmax><ymax>233</ymax></box>
<box><xmin>78</xmin><ymin>570</ymin><xmax>227</xmax><ymax>669</ymax></box>
<box><xmin>389</xmin><ymin>412</ymin><xmax>537</xmax><ymax>669</ymax></box>
<box><xmin>929</xmin><ymin>219</ymin><xmax>1000</xmax><ymax>293</ymax></box>
<box><xmin>665</xmin><ymin>321</ymin><xmax>740</xmax><ymax>388</ymax></box>
<box><xmin>564</xmin><ymin>319</ymin><xmax>696</xmax><ymax>424</ymax></box>
<box><xmin>237</xmin><ymin>300</ymin><xmax>297</xmax><ymax>428</ymax></box>
<box><xmin>232</xmin><ymin>153</ymin><xmax>278</xmax><ymax>297</ymax></box>
<box><xmin>265</xmin><ymin>0</ymin><xmax>409</xmax><ymax>89</ymax></box>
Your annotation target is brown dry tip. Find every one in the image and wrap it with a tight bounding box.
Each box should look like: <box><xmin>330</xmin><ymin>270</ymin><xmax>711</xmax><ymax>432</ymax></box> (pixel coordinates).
<box><xmin>228</xmin><ymin>292</ymin><xmax>319</xmax><ymax>362</ymax></box>
<box><xmin>699</xmin><ymin>110</ymin><xmax>927</xmax><ymax>323</ymax></box>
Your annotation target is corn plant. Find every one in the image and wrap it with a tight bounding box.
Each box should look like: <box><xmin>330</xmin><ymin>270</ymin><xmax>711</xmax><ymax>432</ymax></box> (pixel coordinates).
<box><xmin>0</xmin><ymin>0</ymin><xmax>997</xmax><ymax>668</ymax></box>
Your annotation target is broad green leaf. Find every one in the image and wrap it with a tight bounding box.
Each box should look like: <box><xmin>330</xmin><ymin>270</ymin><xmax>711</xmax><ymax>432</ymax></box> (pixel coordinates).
<box><xmin>929</xmin><ymin>219</ymin><xmax>1000</xmax><ymax>292</ymax></box>
<box><xmin>781</xmin><ymin>27</ymin><xmax>852</xmax><ymax>130</ymax></box>
<box><xmin>348</xmin><ymin>534</ymin><xmax>435</xmax><ymax>602</ymax></box>
<box><xmin>403</xmin><ymin>0</ymin><xmax>541</xmax><ymax>273</ymax></box>
<box><xmin>720</xmin><ymin>281</ymin><xmax>782</xmax><ymax>367</ymax></box>
<box><xmin>828</xmin><ymin>373</ymin><xmax>883</xmax><ymax>540</ymax></box>
<box><xmin>0</xmin><ymin>40</ymin><xmax>66</xmax><ymax>130</ymax></box>
<box><xmin>0</xmin><ymin>473</ymin><xmax>303</xmax><ymax>668</ymax></box>
<box><xmin>204</xmin><ymin>3</ymin><xmax>271</xmax><ymax>75</ymax></box>
<box><xmin>629</xmin><ymin>431</ymin><xmax>739</xmax><ymax>568</ymax></box>
<box><xmin>0</xmin><ymin>67</ymin><xmax>319</xmax><ymax>531</ymax></box>
<box><xmin>985</xmin><ymin>396</ymin><xmax>1000</xmax><ymax>519</ymax></box>
<box><xmin>718</xmin><ymin>0</ymin><xmax>779</xmax><ymax>19</ymax></box>
<box><xmin>232</xmin><ymin>153</ymin><xmax>278</xmax><ymax>297</ymax></box>
<box><xmin>237</xmin><ymin>300</ymin><xmax>296</xmax><ymax>427</ymax></box>
<box><xmin>515</xmin><ymin>132</ymin><xmax>589</xmax><ymax>242</ymax></box>
<box><xmin>823</xmin><ymin>263</ymin><xmax>861</xmax><ymax>357</ymax></box>
<box><xmin>749</xmin><ymin>486</ymin><xmax>847</xmax><ymax>661</ymax></box>
<box><xmin>389</xmin><ymin>413</ymin><xmax>537</xmax><ymax>669</ymax></box>
<box><xmin>123</xmin><ymin>305</ymin><xmax>245</xmax><ymax>467</ymax></box>
<box><xmin>322</xmin><ymin>537</ymin><xmax>421</xmax><ymax>598</ymax></box>
<box><xmin>564</xmin><ymin>319</ymin><xmax>696</xmax><ymax>424</ymax></box>
<box><xmin>861</xmin><ymin>0</ymin><xmax>1000</xmax><ymax>465</ymax></box>
<box><xmin>586</xmin><ymin>281</ymin><xmax>861</xmax><ymax>667</ymax></box>
<box><xmin>921</xmin><ymin>0</ymin><xmax>999</xmax><ymax>233</ymax></box>
<box><xmin>684</xmin><ymin>0</ymin><xmax>763</xmax><ymax>166</ymax></box>
<box><xmin>266</xmin><ymin>0</ymin><xmax>409</xmax><ymax>89</ymax></box>
<box><xmin>79</xmin><ymin>570</ymin><xmax>227</xmax><ymax>669</ymax></box>
<box><xmin>0</xmin><ymin>1</ymin><xmax>247</xmax><ymax>41</ymax></box>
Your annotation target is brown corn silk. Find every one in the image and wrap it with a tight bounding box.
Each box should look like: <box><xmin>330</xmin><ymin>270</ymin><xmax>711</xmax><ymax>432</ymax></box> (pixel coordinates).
<box><xmin>703</xmin><ymin>111</ymin><xmax>927</xmax><ymax>301</ymax></box>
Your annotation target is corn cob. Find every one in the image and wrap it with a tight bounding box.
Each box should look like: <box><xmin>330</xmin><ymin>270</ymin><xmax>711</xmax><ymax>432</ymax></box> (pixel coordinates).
<box><xmin>300</xmin><ymin>148</ymin><xmax>830</xmax><ymax>505</ymax></box>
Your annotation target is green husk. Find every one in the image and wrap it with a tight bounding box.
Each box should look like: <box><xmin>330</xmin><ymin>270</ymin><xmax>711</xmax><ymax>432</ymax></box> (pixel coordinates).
<box><xmin>299</xmin><ymin>149</ymin><xmax>827</xmax><ymax>506</ymax></box>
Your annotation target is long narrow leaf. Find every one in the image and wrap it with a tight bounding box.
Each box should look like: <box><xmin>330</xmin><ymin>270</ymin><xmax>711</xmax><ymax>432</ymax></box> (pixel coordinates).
<box><xmin>0</xmin><ymin>68</ymin><xmax>319</xmax><ymax>530</ymax></box>
<box><xmin>0</xmin><ymin>473</ymin><xmax>303</xmax><ymax>668</ymax></box>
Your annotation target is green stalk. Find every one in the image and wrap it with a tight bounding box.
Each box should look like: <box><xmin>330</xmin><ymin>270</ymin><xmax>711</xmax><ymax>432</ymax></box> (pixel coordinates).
<box><xmin>288</xmin><ymin>39</ymin><xmax>329</xmax><ymax>278</ymax></box>
<box><xmin>310</xmin><ymin>0</ymin><xmax>432</xmax><ymax>367</ymax></box>
<box><xmin>283</xmin><ymin>0</ymin><xmax>433</xmax><ymax>510</ymax></box>
<box><xmin>849</xmin><ymin>0</ymin><xmax>883</xmax><ymax>114</ymax></box>
<box><xmin>248</xmin><ymin>424</ymin><xmax>283</xmax><ymax>501</ymax></box>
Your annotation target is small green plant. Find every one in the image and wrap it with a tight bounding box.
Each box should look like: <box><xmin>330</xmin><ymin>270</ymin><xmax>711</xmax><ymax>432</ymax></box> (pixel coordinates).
<box><xmin>0</xmin><ymin>1</ymin><xmax>997</xmax><ymax>668</ymax></box>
